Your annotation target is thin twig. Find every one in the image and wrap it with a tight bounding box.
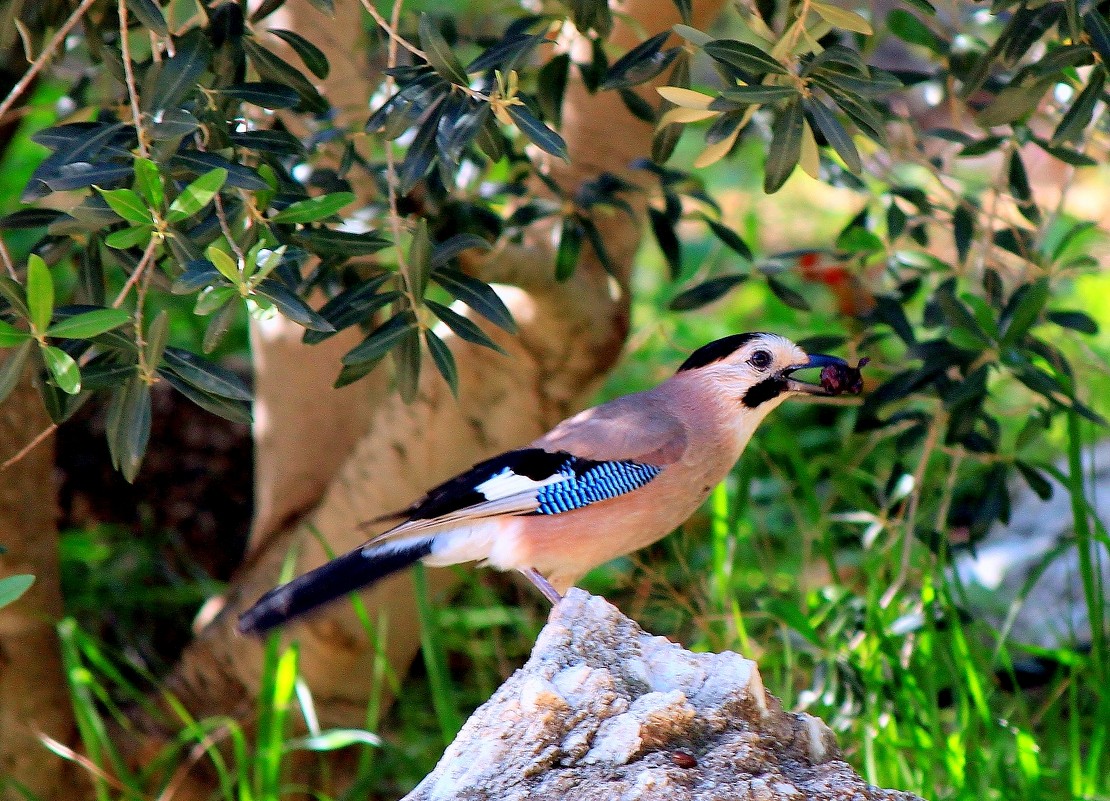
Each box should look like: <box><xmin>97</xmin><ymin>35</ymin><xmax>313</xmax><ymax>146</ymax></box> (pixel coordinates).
<box><xmin>213</xmin><ymin>193</ymin><xmax>246</xmax><ymax>266</ymax></box>
<box><xmin>1</xmin><ymin>423</ymin><xmax>58</xmax><ymax>472</ymax></box>
<box><xmin>0</xmin><ymin>0</ymin><xmax>99</xmax><ymax>124</ymax></box>
<box><xmin>0</xmin><ymin>235</ymin><xmax>16</xmax><ymax>278</ymax></box>
<box><xmin>112</xmin><ymin>237</ymin><xmax>160</xmax><ymax>308</ymax></box>
<box><xmin>118</xmin><ymin>0</ymin><xmax>150</xmax><ymax>158</ymax></box>
<box><xmin>371</xmin><ymin>0</ymin><xmax>419</xmax><ymax>310</ymax></box>
<box><xmin>357</xmin><ymin>0</ymin><xmax>426</xmax><ymax>59</ymax></box>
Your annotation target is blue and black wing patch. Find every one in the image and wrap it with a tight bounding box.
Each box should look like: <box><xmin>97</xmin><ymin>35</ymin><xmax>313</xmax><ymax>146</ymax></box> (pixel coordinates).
<box><xmin>395</xmin><ymin>448</ymin><xmax>662</xmax><ymax>521</ymax></box>
<box><xmin>531</xmin><ymin>457</ymin><xmax>660</xmax><ymax>514</ymax></box>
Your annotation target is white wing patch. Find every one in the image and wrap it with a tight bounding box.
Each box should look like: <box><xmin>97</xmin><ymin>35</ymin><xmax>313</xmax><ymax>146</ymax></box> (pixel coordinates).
<box><xmin>474</xmin><ymin>466</ymin><xmax>567</xmax><ymax>501</ymax></box>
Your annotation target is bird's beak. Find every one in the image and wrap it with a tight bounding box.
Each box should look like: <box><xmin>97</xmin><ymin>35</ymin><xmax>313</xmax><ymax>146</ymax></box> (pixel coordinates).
<box><xmin>780</xmin><ymin>353</ymin><xmax>848</xmax><ymax>396</ymax></box>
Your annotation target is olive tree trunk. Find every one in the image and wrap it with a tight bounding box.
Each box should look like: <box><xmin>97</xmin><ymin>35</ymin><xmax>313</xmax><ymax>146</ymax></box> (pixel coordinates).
<box><xmin>0</xmin><ymin>374</ymin><xmax>78</xmax><ymax>801</ymax></box>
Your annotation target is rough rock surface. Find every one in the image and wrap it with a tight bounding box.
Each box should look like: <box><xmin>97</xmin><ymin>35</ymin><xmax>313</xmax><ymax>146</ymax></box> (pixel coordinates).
<box><xmin>403</xmin><ymin>589</ymin><xmax>922</xmax><ymax>801</ymax></box>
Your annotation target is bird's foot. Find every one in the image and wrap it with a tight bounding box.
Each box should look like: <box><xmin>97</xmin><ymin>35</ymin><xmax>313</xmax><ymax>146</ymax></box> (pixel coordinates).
<box><xmin>520</xmin><ymin>567</ymin><xmax>563</xmax><ymax>605</ymax></box>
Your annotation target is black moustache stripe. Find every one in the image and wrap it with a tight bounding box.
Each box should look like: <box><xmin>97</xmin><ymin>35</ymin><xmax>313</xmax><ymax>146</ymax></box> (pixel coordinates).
<box><xmin>741</xmin><ymin>377</ymin><xmax>787</xmax><ymax>408</ymax></box>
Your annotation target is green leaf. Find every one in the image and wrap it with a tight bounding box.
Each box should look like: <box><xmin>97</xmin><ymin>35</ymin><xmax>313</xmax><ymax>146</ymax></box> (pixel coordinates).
<box><xmin>766</xmin><ymin>276</ymin><xmax>811</xmax><ymax>310</ymax></box>
<box><xmin>717</xmin><ymin>85</ymin><xmax>798</xmax><ymax>104</ymax></box>
<box><xmin>425</xmin><ymin>329</ymin><xmax>458</xmax><ymax>397</ymax></box>
<box><xmin>133</xmin><ymin>157</ymin><xmax>164</xmax><ymax>209</ymax></box>
<box><xmin>105</xmin><ymin>226</ymin><xmax>153</xmax><ymax>250</ymax></box>
<box><xmin>394</xmin><ymin>328</ymin><xmax>422</xmax><ymax>402</ymax></box>
<box><xmin>935</xmin><ymin>282</ymin><xmax>992</xmax><ymax>346</ymax></box>
<box><xmin>1082</xmin><ymin>10</ymin><xmax>1110</xmax><ymax>66</ymax></box>
<box><xmin>98</xmin><ymin>187</ymin><xmax>152</xmax><ymax>224</ymax></box>
<box><xmin>1051</xmin><ymin>70</ymin><xmax>1104</xmax><ymax>146</ymax></box>
<box><xmin>144</xmin><ymin>310</ymin><xmax>169</xmax><ymax>368</ymax></box>
<box><xmin>26</xmin><ymin>254</ymin><xmax>53</xmax><ymax>334</ymax></box>
<box><xmin>648</xmin><ymin>208</ymin><xmax>681</xmax><ymax>278</ymax></box>
<box><xmin>106</xmin><ymin>376</ymin><xmax>152</xmax><ymax>482</ymax></box>
<box><xmin>167</xmin><ymin>168</ymin><xmax>228</xmax><ymax>222</ymax></box>
<box><xmin>887</xmin><ymin>9</ymin><xmax>946</xmax><ymax>53</ymax></box>
<box><xmin>764</xmin><ymin>99</ymin><xmax>804</xmax><ymax>193</ymax></box>
<box><xmin>1015</xmin><ymin>461</ymin><xmax>1053</xmax><ymax>501</ymax></box>
<box><xmin>47</xmin><ymin>308</ymin><xmax>131</xmax><ymax>339</ymax></box>
<box><xmin>0</xmin><ymin>574</ymin><xmax>34</xmax><ymax>610</ymax></box>
<box><xmin>803</xmin><ymin>98</ymin><xmax>861</xmax><ymax>173</ymax></box>
<box><xmin>430</xmin><ymin>234</ymin><xmax>492</xmax><ymax>269</ymax></box>
<box><xmin>505</xmin><ymin>105</ymin><xmax>569</xmax><ymax>161</ymax></box>
<box><xmin>433</xmin><ymin>268</ymin><xmax>516</xmax><ymax>332</ymax></box>
<box><xmin>163</xmin><ymin>347</ymin><xmax>251</xmax><ymax>400</ymax></box>
<box><xmin>292</xmin><ymin>228</ymin><xmax>391</xmax><ymax>257</ymax></box>
<box><xmin>0</xmin><ymin>340</ymin><xmax>34</xmax><ymax>405</ymax></box>
<box><xmin>145</xmin><ymin>29</ymin><xmax>209</xmax><ymax>111</ymax></box>
<box><xmin>203</xmin><ymin>300</ymin><xmax>239</xmax><ymax>353</ymax></box>
<box><xmin>419</xmin><ymin>13</ymin><xmax>470</xmax><ymax>85</ymax></box>
<box><xmin>811</xmin><ymin>1</ymin><xmax>873</xmax><ymax>34</ymax></box>
<box><xmin>126</xmin><ymin>0</ymin><xmax>168</xmax><ymax>36</ymax></box>
<box><xmin>600</xmin><ymin>31</ymin><xmax>674</xmax><ymax>90</ymax></box>
<box><xmin>703</xmin><ymin>40</ymin><xmax>787</xmax><ymax>75</ymax></box>
<box><xmin>158</xmin><ymin>368</ymin><xmax>252</xmax><ymax>424</ymax></box>
<box><xmin>253</xmin><ymin>279</ymin><xmax>336</xmax><ymax>332</ymax></box>
<box><xmin>0</xmin><ymin>319</ymin><xmax>31</xmax><ymax>346</ymax></box>
<box><xmin>270</xmin><ymin>29</ymin><xmax>330</xmax><ymax>79</ymax></box>
<box><xmin>408</xmin><ymin>218</ymin><xmax>432</xmax><ymax>298</ymax></box>
<box><xmin>242</xmin><ymin>38</ymin><xmax>328</xmax><ymax>113</ymax></box>
<box><xmin>220</xmin><ymin>82</ymin><xmax>302</xmax><ymax>109</ymax></box>
<box><xmin>669</xmin><ymin>274</ymin><xmax>747</xmax><ymax>310</ymax></box>
<box><xmin>826</xmin><ymin>90</ymin><xmax>888</xmax><ymax>146</ymax></box>
<box><xmin>270</xmin><ymin>192</ymin><xmax>355</xmax><ymax>224</ymax></box>
<box><xmin>1001</xmin><ymin>279</ymin><xmax>1049</xmax><ymax>348</ymax></box>
<box><xmin>1046</xmin><ymin>309</ymin><xmax>1098</xmax><ymax>334</ymax></box>
<box><xmin>426</xmin><ymin>300</ymin><xmax>507</xmax><ymax>355</ymax></box>
<box><xmin>556</xmin><ymin>217</ymin><xmax>583</xmax><ymax>281</ymax></box>
<box><xmin>342</xmin><ymin>311</ymin><xmax>418</xmax><ymax>366</ymax></box>
<box><xmin>703</xmin><ymin>217</ymin><xmax>753</xmax><ymax>260</ymax></box>
<box><xmin>206</xmin><ymin>246</ymin><xmax>242</xmax><ymax>284</ymax></box>
<box><xmin>977</xmin><ymin>80</ymin><xmax>1051</xmax><ymax>127</ymax></box>
<box><xmin>195</xmin><ymin>285</ymin><xmax>238</xmax><ymax>316</ymax></box>
<box><xmin>42</xmin><ymin>345</ymin><xmax>81</xmax><ymax>394</ymax></box>
<box><xmin>953</xmin><ymin>203</ymin><xmax>974</xmax><ymax>265</ymax></box>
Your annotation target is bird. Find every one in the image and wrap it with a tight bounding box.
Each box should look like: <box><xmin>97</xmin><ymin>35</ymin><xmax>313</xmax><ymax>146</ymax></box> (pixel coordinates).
<box><xmin>238</xmin><ymin>332</ymin><xmax>860</xmax><ymax>635</ymax></box>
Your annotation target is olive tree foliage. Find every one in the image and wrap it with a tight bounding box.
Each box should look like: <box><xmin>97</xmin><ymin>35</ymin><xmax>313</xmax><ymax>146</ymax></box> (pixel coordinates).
<box><xmin>0</xmin><ymin>0</ymin><xmax>1106</xmax><ymax>594</ymax></box>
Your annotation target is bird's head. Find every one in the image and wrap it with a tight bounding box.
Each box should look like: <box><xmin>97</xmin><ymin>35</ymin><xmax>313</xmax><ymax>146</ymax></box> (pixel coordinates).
<box><xmin>676</xmin><ymin>332</ymin><xmax>856</xmax><ymax>410</ymax></box>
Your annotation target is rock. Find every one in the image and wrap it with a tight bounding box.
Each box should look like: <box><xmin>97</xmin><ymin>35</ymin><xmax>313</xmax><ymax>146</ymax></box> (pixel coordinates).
<box><xmin>403</xmin><ymin>589</ymin><xmax>922</xmax><ymax>801</ymax></box>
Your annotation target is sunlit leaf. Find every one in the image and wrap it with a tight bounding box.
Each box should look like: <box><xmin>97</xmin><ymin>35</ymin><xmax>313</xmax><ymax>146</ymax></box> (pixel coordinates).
<box><xmin>167</xmin><ymin>168</ymin><xmax>228</xmax><ymax>222</ymax></box>
<box><xmin>47</xmin><ymin>308</ymin><xmax>131</xmax><ymax>339</ymax></box>
<box><xmin>26</xmin><ymin>254</ymin><xmax>53</xmax><ymax>334</ymax></box>
<box><xmin>97</xmin><ymin>187</ymin><xmax>151</xmax><ymax>224</ymax></box>
<box><xmin>42</xmin><ymin>345</ymin><xmax>81</xmax><ymax>394</ymax></box>
<box><xmin>270</xmin><ymin>192</ymin><xmax>355</xmax><ymax>224</ymax></box>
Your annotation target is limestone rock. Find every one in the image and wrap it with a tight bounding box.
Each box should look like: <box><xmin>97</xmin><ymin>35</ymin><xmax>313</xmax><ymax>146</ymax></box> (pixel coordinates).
<box><xmin>403</xmin><ymin>589</ymin><xmax>922</xmax><ymax>801</ymax></box>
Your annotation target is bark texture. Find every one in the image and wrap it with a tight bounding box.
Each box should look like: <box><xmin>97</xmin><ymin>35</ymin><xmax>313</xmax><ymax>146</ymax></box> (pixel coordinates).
<box><xmin>161</xmin><ymin>0</ymin><xmax>726</xmax><ymax>734</ymax></box>
<box><xmin>0</xmin><ymin>375</ymin><xmax>76</xmax><ymax>801</ymax></box>
<box><xmin>405</xmin><ymin>589</ymin><xmax>922</xmax><ymax>801</ymax></box>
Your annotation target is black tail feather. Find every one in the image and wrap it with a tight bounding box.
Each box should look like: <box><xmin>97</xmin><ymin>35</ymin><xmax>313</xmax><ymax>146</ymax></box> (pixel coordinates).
<box><xmin>237</xmin><ymin>539</ymin><xmax>433</xmax><ymax>635</ymax></box>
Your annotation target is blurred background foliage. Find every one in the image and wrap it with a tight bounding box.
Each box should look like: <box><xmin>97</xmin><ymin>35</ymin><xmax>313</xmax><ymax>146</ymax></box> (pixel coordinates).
<box><xmin>0</xmin><ymin>0</ymin><xmax>1109</xmax><ymax>798</ymax></box>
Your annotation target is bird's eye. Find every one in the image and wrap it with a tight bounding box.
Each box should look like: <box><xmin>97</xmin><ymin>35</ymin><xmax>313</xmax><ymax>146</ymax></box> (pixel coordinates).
<box><xmin>749</xmin><ymin>350</ymin><xmax>772</xmax><ymax>369</ymax></box>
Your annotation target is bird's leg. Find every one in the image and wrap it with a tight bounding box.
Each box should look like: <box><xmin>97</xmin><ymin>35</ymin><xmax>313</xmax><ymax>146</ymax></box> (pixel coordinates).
<box><xmin>520</xmin><ymin>567</ymin><xmax>563</xmax><ymax>605</ymax></box>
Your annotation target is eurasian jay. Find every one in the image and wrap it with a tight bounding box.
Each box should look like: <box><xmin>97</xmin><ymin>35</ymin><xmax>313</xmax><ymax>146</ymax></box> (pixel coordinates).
<box><xmin>238</xmin><ymin>332</ymin><xmax>860</xmax><ymax>635</ymax></box>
